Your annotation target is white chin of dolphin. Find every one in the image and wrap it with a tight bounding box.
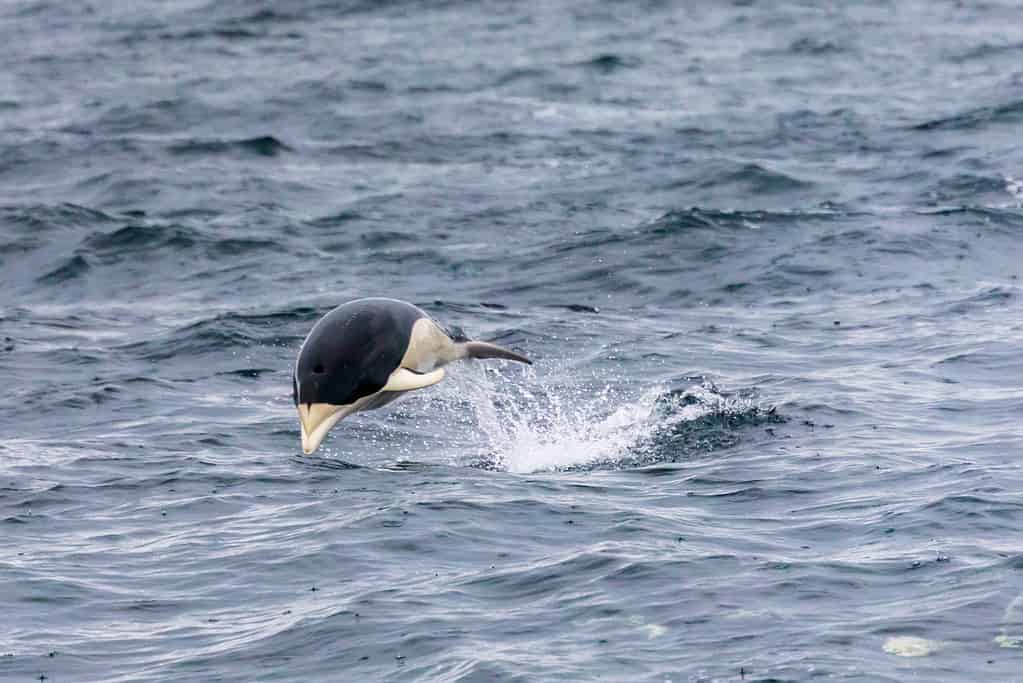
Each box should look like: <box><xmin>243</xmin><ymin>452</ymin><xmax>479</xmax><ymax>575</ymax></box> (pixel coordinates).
<box><xmin>298</xmin><ymin>403</ymin><xmax>349</xmax><ymax>455</ymax></box>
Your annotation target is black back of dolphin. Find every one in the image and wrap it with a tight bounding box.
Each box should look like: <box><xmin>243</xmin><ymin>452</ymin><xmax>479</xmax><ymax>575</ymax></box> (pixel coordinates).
<box><xmin>294</xmin><ymin>298</ymin><xmax>423</xmax><ymax>408</ymax></box>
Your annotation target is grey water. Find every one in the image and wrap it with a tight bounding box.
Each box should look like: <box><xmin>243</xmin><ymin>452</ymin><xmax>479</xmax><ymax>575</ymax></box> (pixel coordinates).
<box><xmin>2</xmin><ymin>1</ymin><xmax>1023</xmax><ymax>681</ymax></box>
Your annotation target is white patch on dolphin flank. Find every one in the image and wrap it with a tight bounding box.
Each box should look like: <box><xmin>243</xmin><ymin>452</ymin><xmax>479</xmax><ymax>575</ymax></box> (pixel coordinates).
<box><xmin>882</xmin><ymin>636</ymin><xmax>940</xmax><ymax>657</ymax></box>
<box><xmin>400</xmin><ymin>318</ymin><xmax>461</xmax><ymax>372</ymax></box>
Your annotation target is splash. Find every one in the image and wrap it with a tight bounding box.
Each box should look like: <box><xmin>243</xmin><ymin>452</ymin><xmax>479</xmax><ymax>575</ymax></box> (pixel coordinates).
<box><xmin>443</xmin><ymin>364</ymin><xmax>771</xmax><ymax>474</ymax></box>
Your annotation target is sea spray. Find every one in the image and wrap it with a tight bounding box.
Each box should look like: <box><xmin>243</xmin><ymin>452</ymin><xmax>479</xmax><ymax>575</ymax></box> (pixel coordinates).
<box><xmin>439</xmin><ymin>363</ymin><xmax>773</xmax><ymax>473</ymax></box>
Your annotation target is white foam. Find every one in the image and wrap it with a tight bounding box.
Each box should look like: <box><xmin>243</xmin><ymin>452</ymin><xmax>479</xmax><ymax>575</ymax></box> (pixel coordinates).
<box><xmin>1005</xmin><ymin>176</ymin><xmax>1023</xmax><ymax>207</ymax></box>
<box><xmin>882</xmin><ymin>636</ymin><xmax>940</xmax><ymax>657</ymax></box>
<box><xmin>446</xmin><ymin>364</ymin><xmax>751</xmax><ymax>474</ymax></box>
<box><xmin>626</xmin><ymin>615</ymin><xmax>669</xmax><ymax>639</ymax></box>
<box><xmin>996</xmin><ymin>590</ymin><xmax>1023</xmax><ymax>648</ymax></box>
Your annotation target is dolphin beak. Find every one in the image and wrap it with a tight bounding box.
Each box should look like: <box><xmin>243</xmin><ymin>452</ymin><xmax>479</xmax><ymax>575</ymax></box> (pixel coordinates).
<box><xmin>298</xmin><ymin>403</ymin><xmax>348</xmax><ymax>454</ymax></box>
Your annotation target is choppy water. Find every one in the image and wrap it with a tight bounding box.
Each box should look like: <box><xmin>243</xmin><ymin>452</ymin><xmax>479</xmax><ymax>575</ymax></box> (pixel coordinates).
<box><xmin>3</xmin><ymin>1</ymin><xmax>1023</xmax><ymax>681</ymax></box>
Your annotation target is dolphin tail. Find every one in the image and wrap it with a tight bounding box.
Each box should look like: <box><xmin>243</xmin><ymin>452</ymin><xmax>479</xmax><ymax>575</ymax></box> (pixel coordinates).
<box><xmin>460</xmin><ymin>340</ymin><xmax>532</xmax><ymax>365</ymax></box>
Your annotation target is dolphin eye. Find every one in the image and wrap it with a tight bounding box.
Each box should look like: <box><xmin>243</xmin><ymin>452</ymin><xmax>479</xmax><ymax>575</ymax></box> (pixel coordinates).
<box><xmin>313</xmin><ymin>364</ymin><xmax>325</xmax><ymax>374</ymax></box>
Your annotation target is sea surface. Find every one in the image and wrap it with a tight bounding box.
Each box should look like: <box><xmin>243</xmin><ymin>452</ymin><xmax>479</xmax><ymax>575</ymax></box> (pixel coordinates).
<box><xmin>2</xmin><ymin>1</ymin><xmax>1023</xmax><ymax>681</ymax></box>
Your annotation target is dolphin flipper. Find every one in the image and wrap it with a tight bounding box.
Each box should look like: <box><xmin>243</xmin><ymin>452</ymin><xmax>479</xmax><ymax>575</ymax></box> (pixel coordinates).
<box><xmin>383</xmin><ymin>367</ymin><xmax>446</xmax><ymax>392</ymax></box>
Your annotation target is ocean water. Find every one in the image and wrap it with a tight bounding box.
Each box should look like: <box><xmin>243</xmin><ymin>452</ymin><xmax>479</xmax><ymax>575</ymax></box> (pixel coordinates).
<box><xmin>2</xmin><ymin>1</ymin><xmax>1023</xmax><ymax>681</ymax></box>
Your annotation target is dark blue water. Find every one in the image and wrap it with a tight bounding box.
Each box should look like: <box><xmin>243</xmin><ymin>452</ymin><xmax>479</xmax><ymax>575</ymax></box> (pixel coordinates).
<box><xmin>3</xmin><ymin>1</ymin><xmax>1023</xmax><ymax>680</ymax></box>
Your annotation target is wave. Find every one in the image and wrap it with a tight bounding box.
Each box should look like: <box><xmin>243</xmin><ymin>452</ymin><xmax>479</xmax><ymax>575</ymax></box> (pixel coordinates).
<box><xmin>166</xmin><ymin>135</ymin><xmax>293</xmax><ymax>157</ymax></box>
<box><xmin>575</xmin><ymin>54</ymin><xmax>641</xmax><ymax>73</ymax></box>
<box><xmin>660</xmin><ymin>161</ymin><xmax>815</xmax><ymax>196</ymax></box>
<box><xmin>0</xmin><ymin>203</ymin><xmax>117</xmax><ymax>232</ymax></box>
<box><xmin>115</xmin><ymin>307</ymin><xmax>320</xmax><ymax>361</ymax></box>
<box><xmin>86</xmin><ymin>223</ymin><xmax>279</xmax><ymax>257</ymax></box>
<box><xmin>913</xmin><ymin>99</ymin><xmax>1023</xmax><ymax>131</ymax></box>
<box><xmin>36</xmin><ymin>253</ymin><xmax>91</xmax><ymax>284</ymax></box>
